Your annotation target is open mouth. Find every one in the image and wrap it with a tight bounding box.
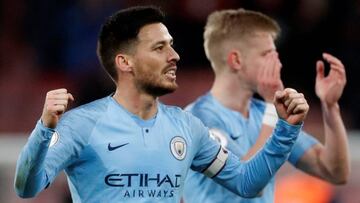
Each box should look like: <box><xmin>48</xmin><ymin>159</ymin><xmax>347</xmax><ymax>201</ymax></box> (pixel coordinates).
<box><xmin>164</xmin><ymin>68</ymin><xmax>177</xmax><ymax>80</ymax></box>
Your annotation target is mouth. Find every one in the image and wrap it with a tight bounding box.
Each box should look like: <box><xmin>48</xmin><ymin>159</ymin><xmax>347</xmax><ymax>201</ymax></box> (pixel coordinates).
<box><xmin>164</xmin><ymin>66</ymin><xmax>177</xmax><ymax>80</ymax></box>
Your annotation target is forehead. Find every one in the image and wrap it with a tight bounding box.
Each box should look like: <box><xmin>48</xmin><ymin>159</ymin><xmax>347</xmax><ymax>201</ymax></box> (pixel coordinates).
<box><xmin>137</xmin><ymin>23</ymin><xmax>173</xmax><ymax>44</ymax></box>
<box><xmin>239</xmin><ymin>31</ymin><xmax>276</xmax><ymax>54</ymax></box>
<box><xmin>246</xmin><ymin>32</ymin><xmax>275</xmax><ymax>47</ymax></box>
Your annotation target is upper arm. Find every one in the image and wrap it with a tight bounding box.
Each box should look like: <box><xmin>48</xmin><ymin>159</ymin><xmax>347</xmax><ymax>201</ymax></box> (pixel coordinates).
<box><xmin>288</xmin><ymin>131</ymin><xmax>319</xmax><ymax>166</ymax></box>
<box><xmin>43</xmin><ymin>110</ymin><xmax>93</xmax><ymax>183</ymax></box>
<box><xmin>295</xmin><ymin>143</ymin><xmax>327</xmax><ymax>179</ymax></box>
<box><xmin>289</xmin><ymin>131</ymin><xmax>326</xmax><ymax>179</ymax></box>
<box><xmin>45</xmin><ymin>122</ymin><xmax>82</xmax><ymax>182</ymax></box>
<box><xmin>188</xmin><ymin>113</ymin><xmax>223</xmax><ymax>173</ymax></box>
<box><xmin>14</xmin><ymin>119</ymin><xmax>82</xmax><ymax>198</ymax></box>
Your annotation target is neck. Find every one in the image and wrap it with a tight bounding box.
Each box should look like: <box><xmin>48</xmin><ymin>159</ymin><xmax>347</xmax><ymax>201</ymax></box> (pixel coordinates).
<box><xmin>210</xmin><ymin>71</ymin><xmax>253</xmax><ymax>117</ymax></box>
<box><xmin>113</xmin><ymin>85</ymin><xmax>158</xmax><ymax>120</ymax></box>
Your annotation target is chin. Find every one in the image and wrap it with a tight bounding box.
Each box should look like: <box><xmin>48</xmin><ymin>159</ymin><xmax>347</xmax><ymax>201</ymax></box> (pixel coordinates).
<box><xmin>155</xmin><ymin>85</ymin><xmax>178</xmax><ymax>96</ymax></box>
<box><xmin>144</xmin><ymin>83</ymin><xmax>178</xmax><ymax>97</ymax></box>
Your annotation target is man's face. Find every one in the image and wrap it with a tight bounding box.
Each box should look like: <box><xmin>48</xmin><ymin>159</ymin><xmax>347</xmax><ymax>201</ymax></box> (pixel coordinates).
<box><xmin>131</xmin><ymin>23</ymin><xmax>180</xmax><ymax>97</ymax></box>
<box><xmin>240</xmin><ymin>32</ymin><xmax>280</xmax><ymax>90</ymax></box>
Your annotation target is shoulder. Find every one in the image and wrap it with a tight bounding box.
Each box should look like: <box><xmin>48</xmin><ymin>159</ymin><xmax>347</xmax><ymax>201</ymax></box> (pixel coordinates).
<box><xmin>185</xmin><ymin>93</ymin><xmax>213</xmax><ymax>113</ymax></box>
<box><xmin>185</xmin><ymin>96</ymin><xmax>230</xmax><ymax>130</ymax></box>
<box><xmin>65</xmin><ymin>96</ymin><xmax>109</xmax><ymax>117</ymax></box>
<box><xmin>58</xmin><ymin>96</ymin><xmax>111</xmax><ymax>130</ymax></box>
<box><xmin>160</xmin><ymin>103</ymin><xmax>196</xmax><ymax>121</ymax></box>
<box><xmin>185</xmin><ymin>94</ymin><xmax>220</xmax><ymax>120</ymax></box>
<box><xmin>160</xmin><ymin>103</ymin><xmax>206</xmax><ymax>129</ymax></box>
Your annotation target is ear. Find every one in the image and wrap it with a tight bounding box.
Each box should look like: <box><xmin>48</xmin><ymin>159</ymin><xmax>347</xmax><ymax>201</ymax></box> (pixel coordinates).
<box><xmin>114</xmin><ymin>54</ymin><xmax>133</xmax><ymax>72</ymax></box>
<box><xmin>227</xmin><ymin>49</ymin><xmax>242</xmax><ymax>71</ymax></box>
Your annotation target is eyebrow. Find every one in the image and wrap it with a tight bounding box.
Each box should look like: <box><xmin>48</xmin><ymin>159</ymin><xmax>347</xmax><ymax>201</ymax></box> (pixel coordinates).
<box><xmin>261</xmin><ymin>48</ymin><xmax>276</xmax><ymax>55</ymax></box>
<box><xmin>151</xmin><ymin>38</ymin><xmax>174</xmax><ymax>48</ymax></box>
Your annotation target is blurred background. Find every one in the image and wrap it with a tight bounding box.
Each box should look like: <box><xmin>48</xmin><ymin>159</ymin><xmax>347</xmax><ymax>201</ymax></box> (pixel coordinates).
<box><xmin>1</xmin><ymin>0</ymin><xmax>360</xmax><ymax>202</ymax></box>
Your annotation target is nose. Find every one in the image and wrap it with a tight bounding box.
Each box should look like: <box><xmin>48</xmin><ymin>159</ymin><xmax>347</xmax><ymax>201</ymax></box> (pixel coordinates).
<box><xmin>168</xmin><ymin>46</ymin><xmax>180</xmax><ymax>62</ymax></box>
<box><xmin>275</xmin><ymin>52</ymin><xmax>283</xmax><ymax>69</ymax></box>
<box><xmin>273</xmin><ymin>51</ymin><xmax>279</xmax><ymax>58</ymax></box>
<box><xmin>271</xmin><ymin>51</ymin><xmax>282</xmax><ymax>69</ymax></box>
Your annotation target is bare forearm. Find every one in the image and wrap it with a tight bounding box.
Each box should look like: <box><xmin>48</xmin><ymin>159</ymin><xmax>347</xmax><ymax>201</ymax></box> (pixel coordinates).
<box><xmin>243</xmin><ymin>103</ymin><xmax>277</xmax><ymax>161</ymax></box>
<box><xmin>242</xmin><ymin>125</ymin><xmax>273</xmax><ymax>161</ymax></box>
<box><xmin>320</xmin><ymin>102</ymin><xmax>350</xmax><ymax>184</ymax></box>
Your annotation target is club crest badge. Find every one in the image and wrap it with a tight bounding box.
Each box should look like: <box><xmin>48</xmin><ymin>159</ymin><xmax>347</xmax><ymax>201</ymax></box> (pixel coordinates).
<box><xmin>49</xmin><ymin>131</ymin><xmax>60</xmax><ymax>147</ymax></box>
<box><xmin>170</xmin><ymin>136</ymin><xmax>187</xmax><ymax>160</ymax></box>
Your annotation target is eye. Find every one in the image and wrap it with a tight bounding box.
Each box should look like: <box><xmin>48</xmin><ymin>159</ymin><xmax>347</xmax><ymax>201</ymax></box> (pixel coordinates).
<box><xmin>155</xmin><ymin>45</ymin><xmax>164</xmax><ymax>51</ymax></box>
<box><xmin>261</xmin><ymin>51</ymin><xmax>270</xmax><ymax>57</ymax></box>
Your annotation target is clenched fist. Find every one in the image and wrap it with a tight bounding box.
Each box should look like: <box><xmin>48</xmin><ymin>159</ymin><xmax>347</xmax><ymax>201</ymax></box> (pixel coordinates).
<box><xmin>41</xmin><ymin>88</ymin><xmax>74</xmax><ymax>129</ymax></box>
<box><xmin>274</xmin><ymin>88</ymin><xmax>309</xmax><ymax>125</ymax></box>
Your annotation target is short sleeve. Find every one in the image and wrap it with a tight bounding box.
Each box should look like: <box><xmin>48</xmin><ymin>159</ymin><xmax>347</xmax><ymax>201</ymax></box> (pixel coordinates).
<box><xmin>288</xmin><ymin>131</ymin><xmax>319</xmax><ymax>165</ymax></box>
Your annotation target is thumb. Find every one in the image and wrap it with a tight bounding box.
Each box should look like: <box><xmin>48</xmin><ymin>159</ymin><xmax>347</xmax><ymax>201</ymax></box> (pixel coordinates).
<box><xmin>68</xmin><ymin>93</ymin><xmax>75</xmax><ymax>102</ymax></box>
<box><xmin>274</xmin><ymin>90</ymin><xmax>285</xmax><ymax>104</ymax></box>
<box><xmin>316</xmin><ymin>60</ymin><xmax>325</xmax><ymax>81</ymax></box>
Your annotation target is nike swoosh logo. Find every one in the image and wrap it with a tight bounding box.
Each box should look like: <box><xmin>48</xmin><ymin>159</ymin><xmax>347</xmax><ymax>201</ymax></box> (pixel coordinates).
<box><xmin>108</xmin><ymin>143</ymin><xmax>129</xmax><ymax>151</ymax></box>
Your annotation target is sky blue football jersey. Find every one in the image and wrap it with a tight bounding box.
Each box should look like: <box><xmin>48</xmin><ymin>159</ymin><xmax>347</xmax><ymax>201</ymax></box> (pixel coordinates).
<box><xmin>183</xmin><ymin>93</ymin><xmax>318</xmax><ymax>203</ymax></box>
<box><xmin>15</xmin><ymin>95</ymin><xmax>303</xmax><ymax>203</ymax></box>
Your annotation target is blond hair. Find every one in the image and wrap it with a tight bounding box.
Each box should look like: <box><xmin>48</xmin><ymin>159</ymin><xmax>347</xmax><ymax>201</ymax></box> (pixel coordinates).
<box><xmin>204</xmin><ymin>9</ymin><xmax>280</xmax><ymax>70</ymax></box>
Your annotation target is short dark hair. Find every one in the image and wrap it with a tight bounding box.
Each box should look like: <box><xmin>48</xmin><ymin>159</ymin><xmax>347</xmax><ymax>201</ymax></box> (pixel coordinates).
<box><xmin>97</xmin><ymin>6</ymin><xmax>165</xmax><ymax>81</ymax></box>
